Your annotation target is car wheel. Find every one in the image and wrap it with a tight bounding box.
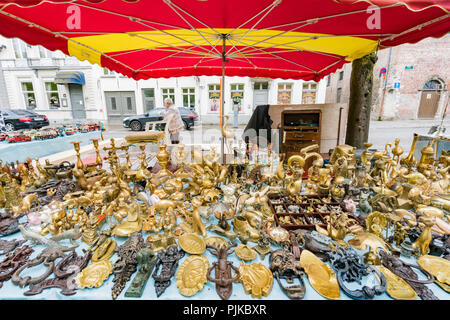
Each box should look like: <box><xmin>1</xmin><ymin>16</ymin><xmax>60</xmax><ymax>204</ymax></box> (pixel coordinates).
<box><xmin>4</xmin><ymin>123</ymin><xmax>15</xmax><ymax>132</ymax></box>
<box><xmin>130</xmin><ymin>120</ymin><xmax>142</xmax><ymax>131</ymax></box>
<box><xmin>183</xmin><ymin>120</ymin><xmax>190</xmax><ymax>130</ymax></box>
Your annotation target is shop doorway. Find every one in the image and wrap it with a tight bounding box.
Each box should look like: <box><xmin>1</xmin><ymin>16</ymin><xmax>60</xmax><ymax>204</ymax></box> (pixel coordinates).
<box><xmin>69</xmin><ymin>84</ymin><xmax>86</xmax><ymax>119</ymax></box>
<box><xmin>105</xmin><ymin>91</ymin><xmax>137</xmax><ymax>124</ymax></box>
<box><xmin>418</xmin><ymin>79</ymin><xmax>443</xmax><ymax>119</ymax></box>
<box><xmin>253</xmin><ymin>82</ymin><xmax>268</xmax><ymax>109</ymax></box>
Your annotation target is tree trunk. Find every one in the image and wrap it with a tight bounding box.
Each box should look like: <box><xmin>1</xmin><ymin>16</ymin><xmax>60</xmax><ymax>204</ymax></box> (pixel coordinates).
<box><xmin>345</xmin><ymin>52</ymin><xmax>378</xmax><ymax>149</ymax></box>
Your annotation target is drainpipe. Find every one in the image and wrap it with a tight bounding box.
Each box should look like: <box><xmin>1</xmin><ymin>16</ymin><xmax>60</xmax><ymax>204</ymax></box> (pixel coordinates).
<box><xmin>378</xmin><ymin>47</ymin><xmax>392</xmax><ymax>120</ymax></box>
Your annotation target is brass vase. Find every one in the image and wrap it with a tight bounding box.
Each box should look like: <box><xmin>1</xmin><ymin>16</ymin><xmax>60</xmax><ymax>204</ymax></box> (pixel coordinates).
<box><xmin>156</xmin><ymin>144</ymin><xmax>172</xmax><ymax>176</ymax></box>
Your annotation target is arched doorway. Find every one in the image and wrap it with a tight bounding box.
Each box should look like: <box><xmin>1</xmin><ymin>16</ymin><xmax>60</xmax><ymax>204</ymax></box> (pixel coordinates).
<box><xmin>417</xmin><ymin>78</ymin><xmax>444</xmax><ymax>119</ymax></box>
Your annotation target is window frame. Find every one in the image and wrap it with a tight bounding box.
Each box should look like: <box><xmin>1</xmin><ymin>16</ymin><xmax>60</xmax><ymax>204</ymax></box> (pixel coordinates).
<box><xmin>302</xmin><ymin>82</ymin><xmax>317</xmax><ymax>104</ymax></box>
<box><xmin>162</xmin><ymin>88</ymin><xmax>175</xmax><ymax>105</ymax></box>
<box><xmin>208</xmin><ymin>84</ymin><xmax>221</xmax><ymax>113</ymax></box>
<box><xmin>182</xmin><ymin>87</ymin><xmax>196</xmax><ymax>110</ymax></box>
<box><xmin>336</xmin><ymin>87</ymin><xmax>342</xmax><ymax>103</ymax></box>
<box><xmin>13</xmin><ymin>38</ymin><xmax>28</xmax><ymax>59</ymax></box>
<box><xmin>44</xmin><ymin>81</ymin><xmax>60</xmax><ymax>109</ymax></box>
<box><xmin>20</xmin><ymin>81</ymin><xmax>36</xmax><ymax>110</ymax></box>
<box><xmin>277</xmin><ymin>82</ymin><xmax>293</xmax><ymax>105</ymax></box>
<box><xmin>142</xmin><ymin>88</ymin><xmax>155</xmax><ymax>111</ymax></box>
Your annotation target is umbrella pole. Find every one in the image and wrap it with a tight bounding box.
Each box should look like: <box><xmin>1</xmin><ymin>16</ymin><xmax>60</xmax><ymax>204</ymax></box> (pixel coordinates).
<box><xmin>220</xmin><ymin>35</ymin><xmax>226</xmax><ymax>163</ymax></box>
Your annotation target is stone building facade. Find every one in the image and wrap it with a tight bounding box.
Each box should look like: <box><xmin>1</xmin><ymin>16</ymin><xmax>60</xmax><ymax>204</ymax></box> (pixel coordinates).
<box><xmin>0</xmin><ymin>36</ymin><xmax>327</xmax><ymax>125</ymax></box>
<box><xmin>325</xmin><ymin>34</ymin><xmax>450</xmax><ymax>120</ymax></box>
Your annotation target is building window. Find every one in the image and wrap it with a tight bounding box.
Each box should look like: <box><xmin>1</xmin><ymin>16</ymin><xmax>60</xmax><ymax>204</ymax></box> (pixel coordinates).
<box><xmin>12</xmin><ymin>38</ymin><xmax>28</xmax><ymax>59</ymax></box>
<box><xmin>423</xmin><ymin>79</ymin><xmax>443</xmax><ymax>90</ymax></box>
<box><xmin>336</xmin><ymin>88</ymin><xmax>342</xmax><ymax>103</ymax></box>
<box><xmin>162</xmin><ymin>88</ymin><xmax>175</xmax><ymax>104</ymax></box>
<box><xmin>142</xmin><ymin>88</ymin><xmax>155</xmax><ymax>111</ymax></box>
<box><xmin>327</xmin><ymin>76</ymin><xmax>331</xmax><ymax>87</ymax></box>
<box><xmin>45</xmin><ymin>82</ymin><xmax>60</xmax><ymax>109</ymax></box>
<box><xmin>126</xmin><ymin>97</ymin><xmax>132</xmax><ymax>111</ymax></box>
<box><xmin>103</xmin><ymin>68</ymin><xmax>116</xmax><ymax>76</ymax></box>
<box><xmin>39</xmin><ymin>46</ymin><xmax>52</xmax><ymax>58</ymax></box>
<box><xmin>21</xmin><ymin>82</ymin><xmax>36</xmax><ymax>109</ymax></box>
<box><xmin>339</xmin><ymin>71</ymin><xmax>344</xmax><ymax>81</ymax></box>
<box><xmin>302</xmin><ymin>82</ymin><xmax>317</xmax><ymax>104</ymax></box>
<box><xmin>277</xmin><ymin>83</ymin><xmax>292</xmax><ymax>104</ymax></box>
<box><xmin>254</xmin><ymin>82</ymin><xmax>268</xmax><ymax>90</ymax></box>
<box><xmin>110</xmin><ymin>97</ymin><xmax>117</xmax><ymax>110</ymax></box>
<box><xmin>208</xmin><ymin>84</ymin><xmax>220</xmax><ymax>112</ymax></box>
<box><xmin>182</xmin><ymin>88</ymin><xmax>195</xmax><ymax>110</ymax></box>
<box><xmin>231</xmin><ymin>84</ymin><xmax>244</xmax><ymax>112</ymax></box>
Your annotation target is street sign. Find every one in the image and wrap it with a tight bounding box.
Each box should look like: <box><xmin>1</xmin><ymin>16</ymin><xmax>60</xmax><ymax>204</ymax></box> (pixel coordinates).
<box><xmin>394</xmin><ymin>82</ymin><xmax>401</xmax><ymax>88</ymax></box>
<box><xmin>405</xmin><ymin>65</ymin><xmax>414</xmax><ymax>70</ymax></box>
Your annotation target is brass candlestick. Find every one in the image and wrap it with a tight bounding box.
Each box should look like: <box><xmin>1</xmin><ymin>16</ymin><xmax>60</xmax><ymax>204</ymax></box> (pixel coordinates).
<box><xmin>174</xmin><ymin>144</ymin><xmax>187</xmax><ymax>174</ymax></box>
<box><xmin>90</xmin><ymin>138</ymin><xmax>102</xmax><ymax>167</ymax></box>
<box><xmin>71</xmin><ymin>141</ymin><xmax>84</xmax><ymax>170</ymax></box>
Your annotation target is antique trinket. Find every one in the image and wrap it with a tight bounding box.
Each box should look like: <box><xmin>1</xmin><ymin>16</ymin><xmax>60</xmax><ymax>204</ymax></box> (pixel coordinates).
<box><xmin>412</xmin><ymin>216</ymin><xmax>435</xmax><ymax>256</ymax></box>
<box><xmin>417</xmin><ymin>255</ymin><xmax>450</xmax><ymax>288</ymax></box>
<box><xmin>76</xmin><ymin>260</ymin><xmax>113</xmax><ymax>289</ymax></box>
<box><xmin>300</xmin><ymin>249</ymin><xmax>340</xmax><ymax>300</ymax></box>
<box><xmin>235</xmin><ymin>244</ymin><xmax>258</xmax><ymax>261</ymax></box>
<box><xmin>111</xmin><ymin>232</ymin><xmax>146</xmax><ymax>299</ymax></box>
<box><xmin>380</xmin><ymin>250</ymin><xmax>438</xmax><ymax>300</ymax></box>
<box><xmin>76</xmin><ymin>260</ymin><xmax>112</xmax><ymax>289</ymax></box>
<box><xmin>92</xmin><ymin>238</ymin><xmax>117</xmax><ymax>262</ymax></box>
<box><xmin>0</xmin><ymin>245</ymin><xmax>34</xmax><ymax>288</ymax></box>
<box><xmin>18</xmin><ymin>225</ymin><xmax>70</xmax><ymax>249</ymax></box>
<box><xmin>152</xmin><ymin>245</ymin><xmax>185</xmax><ymax>297</ymax></box>
<box><xmin>0</xmin><ymin>239</ymin><xmax>26</xmax><ymax>255</ymax></box>
<box><xmin>267</xmin><ymin>226</ymin><xmax>290</xmax><ymax>243</ymax></box>
<box><xmin>125</xmin><ymin>248</ymin><xmax>158</xmax><ymax>298</ymax></box>
<box><xmin>206</xmin><ymin>242</ymin><xmax>240</xmax><ymax>300</ymax></box>
<box><xmin>296</xmin><ymin>230</ymin><xmax>331</xmax><ymax>259</ymax></box>
<box><xmin>347</xmin><ymin>232</ymin><xmax>392</xmax><ymax>264</ymax></box>
<box><xmin>270</xmin><ymin>249</ymin><xmax>306</xmax><ymax>299</ymax></box>
<box><xmin>238</xmin><ymin>263</ymin><xmax>273</xmax><ymax>298</ymax></box>
<box><xmin>178</xmin><ymin>233</ymin><xmax>206</xmax><ymax>255</ymax></box>
<box><xmin>176</xmin><ymin>255</ymin><xmax>209</xmax><ymax>297</ymax></box>
<box><xmin>0</xmin><ymin>211</ymin><xmax>20</xmax><ymax>236</ymax></box>
<box><xmin>375</xmin><ymin>265</ymin><xmax>418</xmax><ymax>300</ymax></box>
<box><xmin>252</xmin><ymin>234</ymin><xmax>273</xmax><ymax>260</ymax></box>
<box><xmin>24</xmin><ymin>250</ymin><xmax>92</xmax><ymax>296</ymax></box>
<box><xmin>328</xmin><ymin>246</ymin><xmax>387</xmax><ymax>299</ymax></box>
<box><xmin>12</xmin><ymin>247</ymin><xmax>70</xmax><ymax>288</ymax></box>
<box><xmin>400</xmin><ymin>240</ymin><xmax>415</xmax><ymax>258</ymax></box>
<box><xmin>205</xmin><ymin>236</ymin><xmax>230</xmax><ymax>248</ymax></box>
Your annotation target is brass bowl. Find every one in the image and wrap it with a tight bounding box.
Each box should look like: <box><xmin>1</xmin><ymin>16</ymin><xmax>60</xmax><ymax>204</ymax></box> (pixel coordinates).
<box><xmin>205</xmin><ymin>236</ymin><xmax>229</xmax><ymax>248</ymax></box>
<box><xmin>235</xmin><ymin>244</ymin><xmax>257</xmax><ymax>261</ymax></box>
<box><xmin>178</xmin><ymin>233</ymin><xmax>206</xmax><ymax>255</ymax></box>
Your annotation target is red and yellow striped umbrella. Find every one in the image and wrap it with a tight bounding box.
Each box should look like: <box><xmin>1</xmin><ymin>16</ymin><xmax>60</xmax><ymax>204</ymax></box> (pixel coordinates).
<box><xmin>0</xmin><ymin>0</ymin><xmax>448</xmax><ymax>81</ymax></box>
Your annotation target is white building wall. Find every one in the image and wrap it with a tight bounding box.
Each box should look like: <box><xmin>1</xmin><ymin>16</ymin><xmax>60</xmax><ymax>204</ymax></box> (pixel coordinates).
<box><xmin>0</xmin><ymin>35</ymin><xmax>328</xmax><ymax>124</ymax></box>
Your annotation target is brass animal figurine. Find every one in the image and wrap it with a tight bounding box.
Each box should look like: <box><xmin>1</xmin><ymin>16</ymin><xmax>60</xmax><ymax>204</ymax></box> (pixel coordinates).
<box><xmin>12</xmin><ymin>193</ymin><xmax>37</xmax><ymax>217</ymax></box>
<box><xmin>412</xmin><ymin>216</ymin><xmax>435</xmax><ymax>256</ymax></box>
<box><xmin>222</xmin><ymin>115</ymin><xmax>235</xmax><ymax>154</ymax></box>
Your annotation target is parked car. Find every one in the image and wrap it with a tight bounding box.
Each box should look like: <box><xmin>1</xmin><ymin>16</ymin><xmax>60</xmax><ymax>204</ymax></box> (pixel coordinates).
<box><xmin>0</xmin><ymin>109</ymin><xmax>49</xmax><ymax>131</ymax></box>
<box><xmin>123</xmin><ymin>107</ymin><xmax>198</xmax><ymax>131</ymax></box>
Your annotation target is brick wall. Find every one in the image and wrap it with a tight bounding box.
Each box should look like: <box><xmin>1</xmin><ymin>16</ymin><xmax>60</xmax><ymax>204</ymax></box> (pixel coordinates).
<box><xmin>325</xmin><ymin>34</ymin><xmax>450</xmax><ymax>120</ymax></box>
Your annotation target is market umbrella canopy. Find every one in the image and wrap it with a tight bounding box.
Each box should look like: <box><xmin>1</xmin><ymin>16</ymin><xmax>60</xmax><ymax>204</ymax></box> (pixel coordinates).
<box><xmin>0</xmin><ymin>0</ymin><xmax>448</xmax><ymax>81</ymax></box>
